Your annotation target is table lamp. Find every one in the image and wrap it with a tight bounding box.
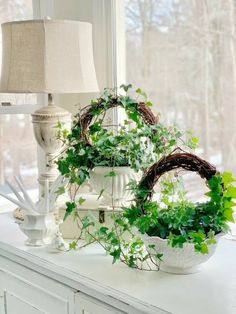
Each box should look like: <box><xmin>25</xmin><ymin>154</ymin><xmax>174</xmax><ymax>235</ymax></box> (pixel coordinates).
<box><xmin>0</xmin><ymin>19</ymin><xmax>99</xmax><ymax>196</ymax></box>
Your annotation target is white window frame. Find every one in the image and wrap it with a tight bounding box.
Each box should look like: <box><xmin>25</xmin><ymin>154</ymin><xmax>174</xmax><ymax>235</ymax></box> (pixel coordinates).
<box><xmin>92</xmin><ymin>0</ymin><xmax>126</xmax><ymax>124</ymax></box>
<box><xmin>0</xmin><ymin>0</ymin><xmax>53</xmax><ymax>185</ymax></box>
<box><xmin>33</xmin><ymin>0</ymin><xmax>54</xmax><ymax>19</ymax></box>
<box><xmin>0</xmin><ymin>0</ymin><xmax>54</xmax><ymax>210</ymax></box>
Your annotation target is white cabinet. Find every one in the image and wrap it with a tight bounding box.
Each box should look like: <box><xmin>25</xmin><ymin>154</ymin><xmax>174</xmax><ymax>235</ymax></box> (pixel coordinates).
<box><xmin>0</xmin><ymin>255</ymin><xmax>78</xmax><ymax>314</ymax></box>
<box><xmin>0</xmin><ymin>257</ymin><xmax>127</xmax><ymax>314</ymax></box>
<box><xmin>0</xmin><ymin>213</ymin><xmax>236</xmax><ymax>314</ymax></box>
<box><xmin>0</xmin><ymin>270</ymin><xmax>125</xmax><ymax>314</ymax></box>
<box><xmin>0</xmin><ymin>271</ymin><xmax>125</xmax><ymax>314</ymax></box>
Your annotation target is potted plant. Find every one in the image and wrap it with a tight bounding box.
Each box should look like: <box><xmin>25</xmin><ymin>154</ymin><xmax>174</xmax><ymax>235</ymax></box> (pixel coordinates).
<box><xmin>56</xmin><ymin>86</ymin><xmax>235</xmax><ymax>273</ymax></box>
<box><xmin>122</xmin><ymin>151</ymin><xmax>236</xmax><ymax>274</ymax></box>
<box><xmin>57</xmin><ymin>85</ymin><xmax>193</xmax><ymax>212</ymax></box>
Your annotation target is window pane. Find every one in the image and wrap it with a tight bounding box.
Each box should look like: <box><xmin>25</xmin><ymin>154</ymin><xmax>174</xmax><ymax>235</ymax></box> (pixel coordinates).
<box><xmin>125</xmin><ymin>0</ymin><xmax>236</xmax><ymax>179</ymax></box>
<box><xmin>0</xmin><ymin>114</ymin><xmax>37</xmax><ymax>187</ymax></box>
<box><xmin>0</xmin><ymin>0</ymin><xmax>37</xmax><ymax>191</ymax></box>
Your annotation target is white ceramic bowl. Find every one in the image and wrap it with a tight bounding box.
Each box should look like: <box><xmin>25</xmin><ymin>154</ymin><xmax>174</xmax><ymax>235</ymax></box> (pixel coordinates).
<box><xmin>142</xmin><ymin>233</ymin><xmax>223</xmax><ymax>274</ymax></box>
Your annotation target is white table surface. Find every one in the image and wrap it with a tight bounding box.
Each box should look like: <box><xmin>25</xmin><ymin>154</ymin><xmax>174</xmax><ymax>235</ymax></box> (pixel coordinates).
<box><xmin>0</xmin><ymin>212</ymin><xmax>236</xmax><ymax>314</ymax></box>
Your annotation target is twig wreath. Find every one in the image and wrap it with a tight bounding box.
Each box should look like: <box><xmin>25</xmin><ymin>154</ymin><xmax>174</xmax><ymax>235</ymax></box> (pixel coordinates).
<box><xmin>79</xmin><ymin>100</ymin><xmax>158</xmax><ymax>145</ymax></box>
<box><xmin>137</xmin><ymin>151</ymin><xmax>217</xmax><ymax>207</ymax></box>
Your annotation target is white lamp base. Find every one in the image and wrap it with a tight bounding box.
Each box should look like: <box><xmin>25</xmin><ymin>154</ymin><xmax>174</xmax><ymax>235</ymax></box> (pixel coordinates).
<box><xmin>32</xmin><ymin>95</ymin><xmax>71</xmax><ymax>198</ymax></box>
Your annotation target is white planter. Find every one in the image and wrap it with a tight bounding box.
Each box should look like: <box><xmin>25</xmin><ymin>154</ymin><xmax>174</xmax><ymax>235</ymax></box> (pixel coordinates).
<box><xmin>90</xmin><ymin>167</ymin><xmax>141</xmax><ymax>207</ymax></box>
<box><xmin>19</xmin><ymin>213</ymin><xmax>58</xmax><ymax>247</ymax></box>
<box><xmin>142</xmin><ymin>233</ymin><xmax>223</xmax><ymax>274</ymax></box>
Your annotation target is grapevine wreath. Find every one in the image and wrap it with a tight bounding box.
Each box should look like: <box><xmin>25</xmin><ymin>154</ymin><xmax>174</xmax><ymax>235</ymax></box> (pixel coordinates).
<box><xmin>137</xmin><ymin>151</ymin><xmax>217</xmax><ymax>206</ymax></box>
<box><xmin>77</xmin><ymin>98</ymin><xmax>158</xmax><ymax>145</ymax></box>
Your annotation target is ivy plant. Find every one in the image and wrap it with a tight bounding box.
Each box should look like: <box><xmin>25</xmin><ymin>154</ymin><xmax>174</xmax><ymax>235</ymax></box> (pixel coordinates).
<box><xmin>57</xmin><ymin>85</ymin><xmax>195</xmax><ymax>183</ymax></box>
<box><xmin>123</xmin><ymin>172</ymin><xmax>236</xmax><ymax>254</ymax></box>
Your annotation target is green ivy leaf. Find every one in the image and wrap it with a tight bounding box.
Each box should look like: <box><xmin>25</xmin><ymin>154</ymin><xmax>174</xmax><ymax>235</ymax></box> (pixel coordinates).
<box><xmin>155</xmin><ymin>253</ymin><xmax>163</xmax><ymax>260</ymax></box>
<box><xmin>225</xmin><ymin>186</ymin><xmax>236</xmax><ymax>198</ymax></box>
<box><xmin>200</xmin><ymin>243</ymin><xmax>209</xmax><ymax>254</ymax></box>
<box><xmin>89</xmin><ymin>122</ymin><xmax>102</xmax><ymax>134</ymax></box>
<box><xmin>146</xmin><ymin>101</ymin><xmax>153</xmax><ymax>107</ymax></box>
<box><xmin>128</xmin><ymin>111</ymin><xmax>139</xmax><ymax>124</ymax></box>
<box><xmin>57</xmin><ymin>160</ymin><xmax>70</xmax><ymax>175</ymax></box>
<box><xmin>69</xmin><ymin>241</ymin><xmax>78</xmax><ymax>250</ymax></box>
<box><xmin>78</xmin><ymin>197</ymin><xmax>86</xmax><ymax>206</ymax></box>
<box><xmin>55</xmin><ymin>186</ymin><xmax>65</xmax><ymax>196</ymax></box>
<box><xmin>78</xmin><ymin>149</ymin><xmax>86</xmax><ymax>156</ymax></box>
<box><xmin>110</xmin><ymin>248</ymin><xmax>122</xmax><ymax>264</ymax></box>
<box><xmin>222</xmin><ymin>172</ymin><xmax>236</xmax><ymax>185</ymax></box>
<box><xmin>120</xmin><ymin>84</ymin><xmax>132</xmax><ymax>92</ymax></box>
<box><xmin>223</xmin><ymin>208</ymin><xmax>235</xmax><ymax>222</ymax></box>
<box><xmin>136</xmin><ymin>88</ymin><xmax>147</xmax><ymax>99</ymax></box>
<box><xmin>104</xmin><ymin>171</ymin><xmax>117</xmax><ymax>177</ymax></box>
<box><xmin>81</xmin><ymin>216</ymin><xmax>95</xmax><ymax>229</ymax></box>
<box><xmin>187</xmin><ymin>136</ymin><xmax>199</xmax><ymax>149</ymax></box>
<box><xmin>64</xmin><ymin>201</ymin><xmax>77</xmax><ymax>221</ymax></box>
<box><xmin>99</xmin><ymin>226</ymin><xmax>109</xmax><ymax>235</ymax></box>
<box><xmin>55</xmin><ymin>121</ymin><xmax>64</xmax><ymax>129</ymax></box>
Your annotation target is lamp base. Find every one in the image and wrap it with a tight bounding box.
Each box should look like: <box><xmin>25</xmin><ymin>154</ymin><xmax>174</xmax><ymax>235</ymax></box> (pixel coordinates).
<box><xmin>32</xmin><ymin>101</ymin><xmax>71</xmax><ymax>197</ymax></box>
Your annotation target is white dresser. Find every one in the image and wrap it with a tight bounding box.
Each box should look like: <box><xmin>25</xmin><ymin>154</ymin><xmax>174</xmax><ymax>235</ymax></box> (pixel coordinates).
<box><xmin>0</xmin><ymin>213</ymin><xmax>236</xmax><ymax>314</ymax></box>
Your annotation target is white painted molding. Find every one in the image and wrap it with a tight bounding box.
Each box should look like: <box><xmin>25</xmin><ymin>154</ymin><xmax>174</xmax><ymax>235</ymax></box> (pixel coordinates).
<box><xmin>92</xmin><ymin>0</ymin><xmax>126</xmax><ymax>125</ymax></box>
<box><xmin>0</xmin><ymin>105</ymin><xmax>42</xmax><ymax>114</ymax></box>
<box><xmin>92</xmin><ymin>0</ymin><xmax>125</xmax><ymax>89</ymax></box>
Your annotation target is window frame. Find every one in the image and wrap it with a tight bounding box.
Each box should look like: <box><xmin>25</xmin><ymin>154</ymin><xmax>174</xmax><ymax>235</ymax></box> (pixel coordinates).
<box><xmin>92</xmin><ymin>0</ymin><xmax>126</xmax><ymax>124</ymax></box>
<box><xmin>0</xmin><ymin>0</ymin><xmax>54</xmax><ymax>185</ymax></box>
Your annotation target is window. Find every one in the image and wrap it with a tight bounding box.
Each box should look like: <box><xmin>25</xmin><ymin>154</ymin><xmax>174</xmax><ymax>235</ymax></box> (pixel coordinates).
<box><xmin>0</xmin><ymin>0</ymin><xmax>38</xmax><ymax>191</ymax></box>
<box><xmin>125</xmin><ymin>0</ymin><xmax>236</xmax><ymax>178</ymax></box>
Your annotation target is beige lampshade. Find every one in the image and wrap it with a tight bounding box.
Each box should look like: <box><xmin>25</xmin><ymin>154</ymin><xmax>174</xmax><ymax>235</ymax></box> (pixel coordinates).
<box><xmin>0</xmin><ymin>19</ymin><xmax>99</xmax><ymax>93</ymax></box>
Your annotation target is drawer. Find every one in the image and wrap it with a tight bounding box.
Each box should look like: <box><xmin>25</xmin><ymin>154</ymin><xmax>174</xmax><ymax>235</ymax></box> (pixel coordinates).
<box><xmin>1</xmin><ymin>271</ymin><xmax>76</xmax><ymax>314</ymax></box>
<box><xmin>0</xmin><ymin>257</ymin><xmax>77</xmax><ymax>314</ymax></box>
<box><xmin>4</xmin><ymin>292</ymin><xmax>45</xmax><ymax>314</ymax></box>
